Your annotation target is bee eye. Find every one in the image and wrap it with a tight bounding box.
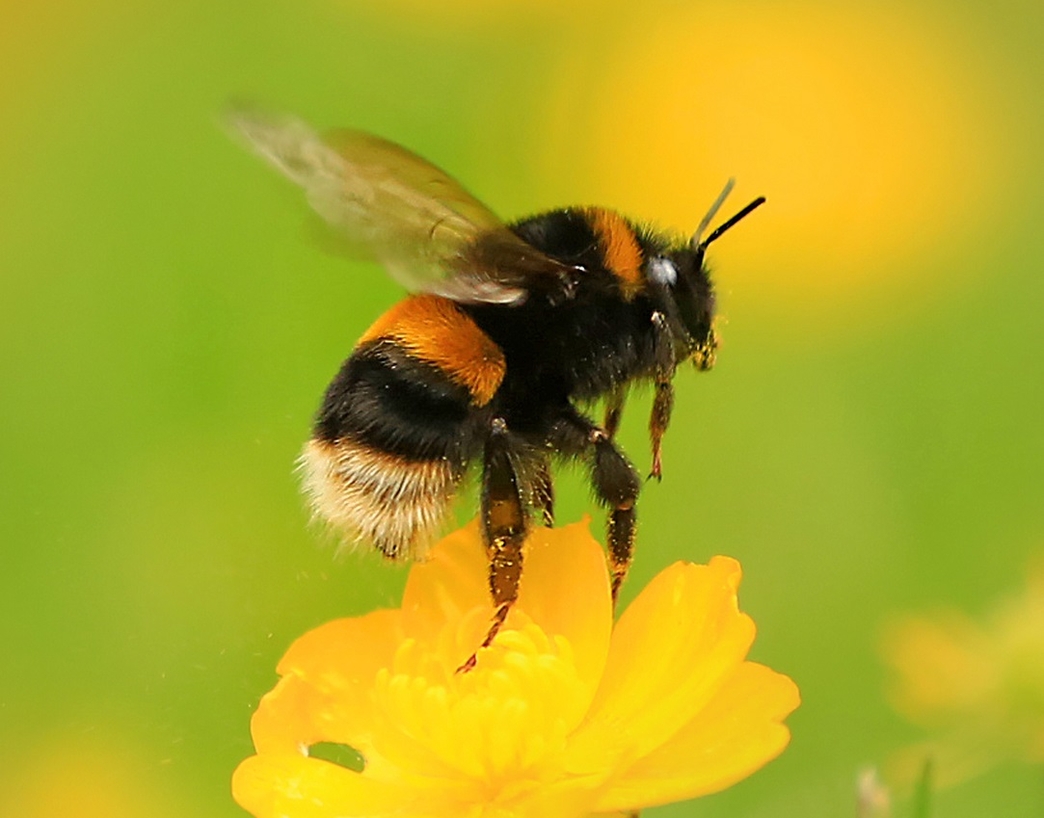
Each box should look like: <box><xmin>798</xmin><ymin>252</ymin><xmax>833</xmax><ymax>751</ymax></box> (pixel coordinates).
<box><xmin>648</xmin><ymin>257</ymin><xmax>678</xmax><ymax>287</ymax></box>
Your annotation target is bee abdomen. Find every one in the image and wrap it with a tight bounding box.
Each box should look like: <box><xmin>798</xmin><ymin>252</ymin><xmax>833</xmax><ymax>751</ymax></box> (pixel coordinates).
<box><xmin>302</xmin><ymin>297</ymin><xmax>500</xmax><ymax>558</ymax></box>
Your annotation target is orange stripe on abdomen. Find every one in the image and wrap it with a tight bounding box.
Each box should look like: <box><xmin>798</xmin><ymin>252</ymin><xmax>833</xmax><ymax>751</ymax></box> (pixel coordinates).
<box><xmin>357</xmin><ymin>295</ymin><xmax>506</xmax><ymax>406</ymax></box>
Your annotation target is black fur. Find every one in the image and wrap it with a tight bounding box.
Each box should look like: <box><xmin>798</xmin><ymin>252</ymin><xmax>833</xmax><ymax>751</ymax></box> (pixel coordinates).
<box><xmin>314</xmin><ymin>340</ymin><xmax>482</xmax><ymax>464</ymax></box>
<box><xmin>464</xmin><ymin>210</ymin><xmax>710</xmax><ymax>425</ymax></box>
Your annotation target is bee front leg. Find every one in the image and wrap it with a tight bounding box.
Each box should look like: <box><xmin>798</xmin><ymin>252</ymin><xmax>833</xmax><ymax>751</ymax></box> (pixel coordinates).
<box><xmin>549</xmin><ymin>408</ymin><xmax>641</xmax><ymax>602</ymax></box>
<box><xmin>649</xmin><ymin>311</ymin><xmax>677</xmax><ymax>481</ymax></box>
<box><xmin>459</xmin><ymin>417</ymin><xmax>528</xmax><ymax>673</ymax></box>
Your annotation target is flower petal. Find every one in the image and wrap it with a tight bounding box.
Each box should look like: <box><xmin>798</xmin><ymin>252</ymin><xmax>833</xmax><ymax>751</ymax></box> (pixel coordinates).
<box><xmin>594</xmin><ymin>661</ymin><xmax>800</xmax><ymax>811</ymax></box>
<box><xmin>514</xmin><ymin>520</ymin><xmax>613</xmax><ymax>692</ymax></box>
<box><xmin>252</xmin><ymin>609</ymin><xmax>403</xmax><ymax>755</ymax></box>
<box><xmin>232</xmin><ymin>753</ymin><xmax>415</xmax><ymax>818</ymax></box>
<box><xmin>506</xmin><ymin>774</ymin><xmax>608</xmax><ymax>818</ymax></box>
<box><xmin>401</xmin><ymin>520</ymin><xmax>492</xmax><ymax>647</ymax></box>
<box><xmin>566</xmin><ymin>557</ymin><xmax>757</xmax><ymax>769</ymax></box>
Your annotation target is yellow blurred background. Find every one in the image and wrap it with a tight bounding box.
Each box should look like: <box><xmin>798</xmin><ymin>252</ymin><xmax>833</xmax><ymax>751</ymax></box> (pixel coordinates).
<box><xmin>2</xmin><ymin>0</ymin><xmax>1042</xmax><ymax>815</ymax></box>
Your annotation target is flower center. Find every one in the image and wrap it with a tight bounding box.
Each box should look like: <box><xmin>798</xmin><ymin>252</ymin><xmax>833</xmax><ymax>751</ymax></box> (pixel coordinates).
<box><xmin>369</xmin><ymin>608</ymin><xmax>590</xmax><ymax>800</ymax></box>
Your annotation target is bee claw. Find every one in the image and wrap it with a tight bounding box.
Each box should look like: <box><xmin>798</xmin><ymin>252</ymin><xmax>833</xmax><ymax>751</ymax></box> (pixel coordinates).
<box><xmin>456</xmin><ymin>601</ymin><xmax>512</xmax><ymax>674</ymax></box>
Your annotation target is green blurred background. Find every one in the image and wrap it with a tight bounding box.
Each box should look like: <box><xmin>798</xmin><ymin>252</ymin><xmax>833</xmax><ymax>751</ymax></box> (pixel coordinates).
<box><xmin>2</xmin><ymin>0</ymin><xmax>1042</xmax><ymax>815</ymax></box>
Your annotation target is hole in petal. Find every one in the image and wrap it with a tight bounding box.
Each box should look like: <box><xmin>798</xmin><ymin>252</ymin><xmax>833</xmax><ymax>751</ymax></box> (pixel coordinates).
<box><xmin>308</xmin><ymin>741</ymin><xmax>366</xmax><ymax>773</ymax></box>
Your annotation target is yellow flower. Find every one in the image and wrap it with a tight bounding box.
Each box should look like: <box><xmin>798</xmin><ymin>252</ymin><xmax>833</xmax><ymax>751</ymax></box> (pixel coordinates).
<box><xmin>882</xmin><ymin>560</ymin><xmax>1044</xmax><ymax>785</ymax></box>
<box><xmin>233</xmin><ymin>521</ymin><xmax>799</xmax><ymax>818</ymax></box>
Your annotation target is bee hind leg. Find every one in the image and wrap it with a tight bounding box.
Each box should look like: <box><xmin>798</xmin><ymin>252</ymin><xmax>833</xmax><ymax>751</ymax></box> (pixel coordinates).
<box><xmin>458</xmin><ymin>417</ymin><xmax>528</xmax><ymax>673</ymax></box>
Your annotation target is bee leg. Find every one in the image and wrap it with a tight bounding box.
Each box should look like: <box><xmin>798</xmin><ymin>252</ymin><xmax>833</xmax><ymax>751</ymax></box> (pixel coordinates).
<box><xmin>649</xmin><ymin>311</ymin><xmax>677</xmax><ymax>481</ymax></box>
<box><xmin>532</xmin><ymin>458</ymin><xmax>555</xmax><ymax>527</ymax></box>
<box><xmin>649</xmin><ymin>381</ymin><xmax>674</xmax><ymax>481</ymax></box>
<box><xmin>458</xmin><ymin>417</ymin><xmax>527</xmax><ymax>673</ymax></box>
<box><xmin>606</xmin><ymin>484</ymin><xmax>639</xmax><ymax>602</ymax></box>
<box><xmin>604</xmin><ymin>385</ymin><xmax>626</xmax><ymax>439</ymax></box>
<box><xmin>549</xmin><ymin>409</ymin><xmax>641</xmax><ymax>603</ymax></box>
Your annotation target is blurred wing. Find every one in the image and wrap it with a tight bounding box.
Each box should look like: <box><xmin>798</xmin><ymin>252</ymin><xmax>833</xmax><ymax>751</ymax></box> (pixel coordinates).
<box><xmin>227</xmin><ymin>108</ymin><xmax>567</xmax><ymax>305</ymax></box>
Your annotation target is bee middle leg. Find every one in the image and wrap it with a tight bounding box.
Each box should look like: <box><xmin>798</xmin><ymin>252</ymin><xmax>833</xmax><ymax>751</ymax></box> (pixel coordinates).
<box><xmin>459</xmin><ymin>417</ymin><xmax>528</xmax><ymax>672</ymax></box>
<box><xmin>604</xmin><ymin>385</ymin><xmax>626</xmax><ymax>439</ymax></box>
<box><xmin>549</xmin><ymin>408</ymin><xmax>641</xmax><ymax>602</ymax></box>
<box><xmin>531</xmin><ymin>457</ymin><xmax>554</xmax><ymax>527</ymax></box>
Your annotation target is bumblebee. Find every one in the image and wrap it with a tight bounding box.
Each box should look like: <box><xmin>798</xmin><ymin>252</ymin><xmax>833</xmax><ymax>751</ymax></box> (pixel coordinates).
<box><xmin>229</xmin><ymin>110</ymin><xmax>764</xmax><ymax>650</ymax></box>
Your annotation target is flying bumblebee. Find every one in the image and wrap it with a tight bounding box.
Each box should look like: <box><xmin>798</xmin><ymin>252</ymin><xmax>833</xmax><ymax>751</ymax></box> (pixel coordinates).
<box><xmin>228</xmin><ymin>109</ymin><xmax>764</xmax><ymax>648</ymax></box>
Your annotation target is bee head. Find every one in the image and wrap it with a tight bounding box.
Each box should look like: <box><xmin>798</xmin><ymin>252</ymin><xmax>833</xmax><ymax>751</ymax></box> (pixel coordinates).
<box><xmin>647</xmin><ymin>182</ymin><xmax>766</xmax><ymax>370</ymax></box>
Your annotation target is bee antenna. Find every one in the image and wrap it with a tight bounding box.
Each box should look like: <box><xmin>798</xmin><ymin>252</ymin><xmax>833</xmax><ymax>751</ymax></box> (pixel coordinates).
<box><xmin>696</xmin><ymin>194</ymin><xmax>767</xmax><ymax>251</ymax></box>
<box><xmin>690</xmin><ymin>178</ymin><xmax>735</xmax><ymax>249</ymax></box>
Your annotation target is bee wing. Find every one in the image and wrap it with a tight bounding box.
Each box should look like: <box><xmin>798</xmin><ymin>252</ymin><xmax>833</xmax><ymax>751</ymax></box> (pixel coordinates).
<box><xmin>227</xmin><ymin>108</ymin><xmax>569</xmax><ymax>305</ymax></box>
